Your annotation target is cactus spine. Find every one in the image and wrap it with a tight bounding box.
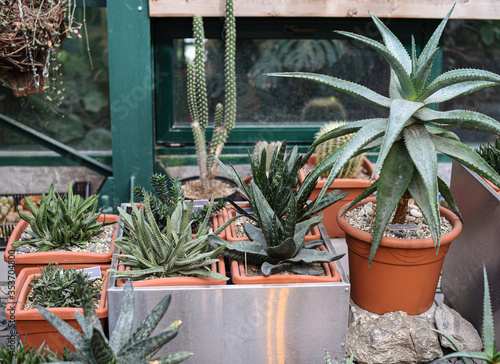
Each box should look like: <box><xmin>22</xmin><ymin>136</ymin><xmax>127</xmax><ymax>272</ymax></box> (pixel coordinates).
<box><xmin>187</xmin><ymin>0</ymin><xmax>236</xmax><ymax>186</ymax></box>
<box><xmin>315</xmin><ymin>122</ymin><xmax>364</xmax><ymax>179</ymax></box>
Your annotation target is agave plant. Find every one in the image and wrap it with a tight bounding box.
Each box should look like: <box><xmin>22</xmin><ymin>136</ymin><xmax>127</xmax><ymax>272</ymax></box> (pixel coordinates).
<box><xmin>38</xmin><ymin>275</ymin><xmax>192</xmax><ymax>363</ymax></box>
<box><xmin>433</xmin><ymin>265</ymin><xmax>498</xmax><ymax>364</ymax></box>
<box><xmin>216</xmin><ymin>141</ymin><xmax>347</xmax><ymax>224</ymax></box>
<box><xmin>12</xmin><ymin>183</ymin><xmax>112</xmax><ymax>252</ymax></box>
<box><xmin>267</xmin><ymin>6</ymin><xmax>500</xmax><ymax>264</ymax></box>
<box><xmin>112</xmin><ymin>194</ymin><xmax>236</xmax><ymax>281</ymax></box>
<box><xmin>208</xmin><ymin>182</ymin><xmax>344</xmax><ymax>276</ymax></box>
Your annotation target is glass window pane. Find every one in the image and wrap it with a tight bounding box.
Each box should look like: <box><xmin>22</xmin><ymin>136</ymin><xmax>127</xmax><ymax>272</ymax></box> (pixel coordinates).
<box><xmin>0</xmin><ymin>7</ymin><xmax>110</xmax><ymax>151</ymax></box>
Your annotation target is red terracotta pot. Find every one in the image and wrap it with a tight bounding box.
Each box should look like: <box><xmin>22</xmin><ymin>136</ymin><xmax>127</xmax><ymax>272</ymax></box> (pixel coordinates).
<box><xmin>7</xmin><ymin>264</ymin><xmax>109</xmax><ymax>353</ymax></box>
<box><xmin>230</xmin><ymin>245</ymin><xmax>340</xmax><ymax>284</ymax></box>
<box><xmin>337</xmin><ymin>197</ymin><xmax>463</xmax><ymax>315</ymax></box>
<box><xmin>4</xmin><ymin>214</ymin><xmax>119</xmax><ymax>276</ymax></box>
<box><xmin>224</xmin><ymin>203</ymin><xmax>321</xmax><ymax>242</ymax></box>
<box><xmin>299</xmin><ymin>155</ymin><xmax>376</xmax><ymax>238</ymax></box>
<box><xmin>115</xmin><ymin>256</ymin><xmax>227</xmax><ymax>287</ymax></box>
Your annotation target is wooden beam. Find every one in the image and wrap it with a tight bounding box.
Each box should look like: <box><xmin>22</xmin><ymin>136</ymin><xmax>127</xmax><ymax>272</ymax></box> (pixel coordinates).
<box><xmin>149</xmin><ymin>0</ymin><xmax>500</xmax><ymax>19</ymax></box>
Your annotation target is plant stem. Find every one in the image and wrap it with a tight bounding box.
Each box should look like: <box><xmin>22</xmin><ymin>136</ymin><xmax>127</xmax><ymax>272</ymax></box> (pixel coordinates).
<box><xmin>391</xmin><ymin>190</ymin><xmax>411</xmax><ymax>224</ymax></box>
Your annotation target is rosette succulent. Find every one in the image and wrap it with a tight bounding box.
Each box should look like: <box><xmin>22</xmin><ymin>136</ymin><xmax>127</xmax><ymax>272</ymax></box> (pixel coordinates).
<box><xmin>267</xmin><ymin>6</ymin><xmax>500</xmax><ymax>264</ymax></box>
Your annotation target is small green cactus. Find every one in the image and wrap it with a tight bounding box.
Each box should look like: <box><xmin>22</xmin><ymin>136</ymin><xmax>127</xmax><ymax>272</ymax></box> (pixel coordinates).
<box><xmin>253</xmin><ymin>141</ymin><xmax>283</xmax><ymax>172</ymax></box>
<box><xmin>187</xmin><ymin>0</ymin><xmax>236</xmax><ymax>188</ymax></box>
<box><xmin>315</xmin><ymin>121</ymin><xmax>364</xmax><ymax>179</ymax></box>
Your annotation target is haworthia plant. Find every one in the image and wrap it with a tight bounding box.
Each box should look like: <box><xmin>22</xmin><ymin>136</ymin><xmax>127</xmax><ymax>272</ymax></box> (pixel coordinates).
<box><xmin>187</xmin><ymin>0</ymin><xmax>236</xmax><ymax>189</ymax></box>
<box><xmin>12</xmin><ymin>183</ymin><xmax>113</xmax><ymax>252</ymax></box>
<box><xmin>216</xmin><ymin>140</ymin><xmax>347</xmax><ymax>224</ymax></box>
<box><xmin>38</xmin><ymin>275</ymin><xmax>192</xmax><ymax>363</ymax></box>
<box><xmin>111</xmin><ymin>194</ymin><xmax>237</xmax><ymax>281</ymax></box>
<box><xmin>208</xmin><ymin>182</ymin><xmax>344</xmax><ymax>276</ymax></box>
<box><xmin>267</xmin><ymin>6</ymin><xmax>500</xmax><ymax>264</ymax></box>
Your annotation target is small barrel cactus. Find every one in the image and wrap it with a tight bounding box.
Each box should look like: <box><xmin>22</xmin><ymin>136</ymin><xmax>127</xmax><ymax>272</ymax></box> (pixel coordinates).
<box><xmin>315</xmin><ymin>121</ymin><xmax>364</xmax><ymax>179</ymax></box>
<box><xmin>253</xmin><ymin>141</ymin><xmax>283</xmax><ymax>172</ymax></box>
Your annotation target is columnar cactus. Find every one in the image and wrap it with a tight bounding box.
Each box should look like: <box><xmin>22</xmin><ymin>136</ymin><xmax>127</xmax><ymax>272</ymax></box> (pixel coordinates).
<box><xmin>315</xmin><ymin>122</ymin><xmax>364</xmax><ymax>179</ymax></box>
<box><xmin>187</xmin><ymin>0</ymin><xmax>236</xmax><ymax>188</ymax></box>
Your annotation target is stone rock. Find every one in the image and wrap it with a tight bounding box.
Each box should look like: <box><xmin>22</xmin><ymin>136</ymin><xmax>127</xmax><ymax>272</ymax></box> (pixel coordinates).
<box><xmin>15</xmin><ymin>246</ymin><xmax>31</xmax><ymax>253</ymax></box>
<box><xmin>406</xmin><ymin>216</ymin><xmax>416</xmax><ymax>222</ymax></box>
<box><xmin>410</xmin><ymin>209</ymin><xmax>423</xmax><ymax>218</ymax></box>
<box><xmin>347</xmin><ymin>303</ymin><xmax>443</xmax><ymax>364</ymax></box>
<box><xmin>88</xmin><ymin>243</ymin><xmax>97</xmax><ymax>252</ymax></box>
<box><xmin>434</xmin><ymin>302</ymin><xmax>482</xmax><ymax>352</ymax></box>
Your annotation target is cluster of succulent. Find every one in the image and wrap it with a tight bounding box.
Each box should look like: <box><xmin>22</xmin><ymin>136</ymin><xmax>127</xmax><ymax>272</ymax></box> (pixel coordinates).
<box><xmin>12</xmin><ymin>183</ymin><xmax>113</xmax><ymax>252</ymax></box>
<box><xmin>38</xmin><ymin>275</ymin><xmax>192</xmax><ymax>363</ymax></box>
<box><xmin>477</xmin><ymin>138</ymin><xmax>500</xmax><ymax>175</ymax></box>
<box><xmin>315</xmin><ymin>121</ymin><xmax>364</xmax><ymax>179</ymax></box>
<box><xmin>217</xmin><ymin>141</ymin><xmax>347</xmax><ymax>224</ymax></box>
<box><xmin>0</xmin><ymin>195</ymin><xmax>14</xmax><ymax>219</ymax></box>
<box><xmin>187</xmin><ymin>0</ymin><xmax>236</xmax><ymax>190</ymax></box>
<box><xmin>0</xmin><ymin>339</ymin><xmax>71</xmax><ymax>363</ymax></box>
<box><xmin>268</xmin><ymin>6</ymin><xmax>500</xmax><ymax>263</ymax></box>
<box><xmin>133</xmin><ymin>174</ymin><xmax>226</xmax><ymax>232</ymax></box>
<box><xmin>112</xmin><ymin>194</ymin><xmax>236</xmax><ymax>281</ymax></box>
<box><xmin>28</xmin><ymin>263</ymin><xmax>101</xmax><ymax>309</ymax></box>
<box><xmin>209</xmin><ymin>183</ymin><xmax>344</xmax><ymax>276</ymax></box>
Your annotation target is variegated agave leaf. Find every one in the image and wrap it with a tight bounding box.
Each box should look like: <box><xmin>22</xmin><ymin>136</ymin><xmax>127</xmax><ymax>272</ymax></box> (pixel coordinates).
<box><xmin>267</xmin><ymin>6</ymin><xmax>500</xmax><ymax>264</ymax></box>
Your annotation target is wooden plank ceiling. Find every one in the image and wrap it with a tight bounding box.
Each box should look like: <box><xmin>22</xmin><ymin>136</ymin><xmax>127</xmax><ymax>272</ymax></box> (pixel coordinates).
<box><xmin>149</xmin><ymin>0</ymin><xmax>500</xmax><ymax>19</ymax></box>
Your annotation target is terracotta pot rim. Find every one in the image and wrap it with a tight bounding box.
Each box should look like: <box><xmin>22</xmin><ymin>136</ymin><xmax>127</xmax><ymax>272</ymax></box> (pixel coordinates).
<box><xmin>10</xmin><ymin>264</ymin><xmax>109</xmax><ymax>321</ymax></box>
<box><xmin>4</xmin><ymin>214</ymin><xmax>119</xmax><ymax>264</ymax></box>
<box><xmin>482</xmin><ymin>176</ymin><xmax>500</xmax><ymax>193</ymax></box>
<box><xmin>115</xmin><ymin>255</ymin><xmax>227</xmax><ymax>287</ymax></box>
<box><xmin>298</xmin><ymin>155</ymin><xmax>377</xmax><ymax>187</ymax></box>
<box><xmin>337</xmin><ymin>197</ymin><xmax>462</xmax><ymax>249</ymax></box>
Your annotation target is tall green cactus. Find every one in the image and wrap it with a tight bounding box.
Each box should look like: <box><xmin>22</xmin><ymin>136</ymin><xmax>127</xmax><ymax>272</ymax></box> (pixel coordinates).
<box><xmin>315</xmin><ymin>121</ymin><xmax>364</xmax><ymax>179</ymax></box>
<box><xmin>187</xmin><ymin>0</ymin><xmax>236</xmax><ymax>187</ymax></box>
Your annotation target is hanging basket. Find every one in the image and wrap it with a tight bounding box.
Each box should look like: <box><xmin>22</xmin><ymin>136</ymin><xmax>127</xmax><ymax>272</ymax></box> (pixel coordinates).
<box><xmin>0</xmin><ymin>0</ymin><xmax>69</xmax><ymax>97</ymax></box>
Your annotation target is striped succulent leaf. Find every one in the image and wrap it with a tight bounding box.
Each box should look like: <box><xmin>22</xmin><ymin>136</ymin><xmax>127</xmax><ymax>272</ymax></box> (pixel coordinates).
<box><xmin>38</xmin><ymin>277</ymin><xmax>192</xmax><ymax>363</ymax></box>
<box><xmin>267</xmin><ymin>6</ymin><xmax>500</xmax><ymax>264</ymax></box>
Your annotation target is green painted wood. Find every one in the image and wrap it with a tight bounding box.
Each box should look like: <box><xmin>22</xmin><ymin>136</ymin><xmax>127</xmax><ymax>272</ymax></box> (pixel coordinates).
<box><xmin>107</xmin><ymin>0</ymin><xmax>154</xmax><ymax>207</ymax></box>
<box><xmin>0</xmin><ymin>113</ymin><xmax>113</xmax><ymax>176</ymax></box>
<box><xmin>0</xmin><ymin>151</ymin><xmax>111</xmax><ymax>167</ymax></box>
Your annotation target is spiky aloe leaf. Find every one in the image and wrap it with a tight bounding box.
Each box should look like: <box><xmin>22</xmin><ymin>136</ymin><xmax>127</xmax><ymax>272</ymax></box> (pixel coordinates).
<box><xmin>109</xmin><ymin>280</ymin><xmax>135</xmax><ymax>352</ymax></box>
<box><xmin>310</xmin><ymin>118</ymin><xmax>374</xmax><ymax>150</ymax></box>
<box><xmin>372</xmin><ymin>99</ymin><xmax>423</xmax><ymax>178</ymax></box>
<box><xmin>437</xmin><ymin>176</ymin><xmax>463</xmax><ymax>223</ymax></box>
<box><xmin>407</xmin><ymin>171</ymin><xmax>440</xmax><ymax>250</ymax></box>
<box><xmin>144</xmin><ymin>351</ymin><xmax>194</xmax><ymax>364</ymax></box>
<box><xmin>119</xmin><ymin>326</ymin><xmax>180</xmax><ymax>359</ymax></box>
<box><xmin>418</xmin><ymin>69</ymin><xmax>500</xmax><ymax>102</ymax></box>
<box><xmin>423</xmin><ymin>81</ymin><xmax>498</xmax><ymax>105</ymax></box>
<box><xmin>293</xmin><ymin>214</ymin><xmax>323</xmax><ymax>253</ymax></box>
<box><xmin>341</xmin><ymin>181</ymin><xmax>379</xmax><ymax>217</ymax></box>
<box><xmin>482</xmin><ymin>264</ymin><xmax>495</xmax><ymax>358</ymax></box>
<box><xmin>243</xmin><ymin>222</ymin><xmax>266</xmax><ymax>245</ymax></box>
<box><xmin>371</xmin><ymin>142</ymin><xmax>415</xmax><ymax>264</ymax></box>
<box><xmin>265</xmin><ymin>72</ymin><xmax>392</xmax><ymax>108</ymax></box>
<box><xmin>415</xmin><ymin>108</ymin><xmax>500</xmax><ymax>135</ymax></box>
<box><xmin>335</xmin><ymin>31</ymin><xmax>417</xmax><ymax>99</ymax></box>
<box><xmin>207</xmin><ymin>235</ymin><xmax>273</xmax><ymax>265</ymax></box>
<box><xmin>431</xmin><ymin>133</ymin><xmax>500</xmax><ymax>187</ymax></box>
<box><xmin>417</xmin><ymin>5</ymin><xmax>454</xmax><ymax>69</ymax></box>
<box><xmin>76</xmin><ymin>275</ymin><xmax>107</xmax><ymax>340</ymax></box>
<box><xmin>260</xmin><ymin>261</ymin><xmax>294</xmax><ymax>276</ymax></box>
<box><xmin>413</xmin><ymin>48</ymin><xmax>439</xmax><ymax>92</ymax></box>
<box><xmin>403</xmin><ymin>123</ymin><xmax>439</xmax><ymax>211</ymax></box>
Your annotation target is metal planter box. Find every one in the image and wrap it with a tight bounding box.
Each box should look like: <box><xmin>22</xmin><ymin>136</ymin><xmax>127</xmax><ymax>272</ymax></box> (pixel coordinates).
<box><xmin>441</xmin><ymin>161</ymin><xmax>500</xmax><ymax>343</ymax></box>
<box><xmin>107</xmin><ymin>205</ymin><xmax>350</xmax><ymax>363</ymax></box>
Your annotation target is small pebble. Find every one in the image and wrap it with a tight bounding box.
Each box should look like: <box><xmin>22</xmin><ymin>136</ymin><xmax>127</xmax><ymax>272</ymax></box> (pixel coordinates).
<box><xmin>410</xmin><ymin>209</ymin><xmax>423</xmax><ymax>218</ymax></box>
<box><xmin>15</xmin><ymin>246</ymin><xmax>31</xmax><ymax>253</ymax></box>
<box><xmin>406</xmin><ymin>216</ymin><xmax>416</xmax><ymax>222</ymax></box>
<box><xmin>408</xmin><ymin>203</ymin><xmax>418</xmax><ymax>210</ymax></box>
<box><xmin>364</xmin><ymin>205</ymin><xmax>374</xmax><ymax>216</ymax></box>
<box><xmin>88</xmin><ymin>243</ymin><xmax>97</xmax><ymax>252</ymax></box>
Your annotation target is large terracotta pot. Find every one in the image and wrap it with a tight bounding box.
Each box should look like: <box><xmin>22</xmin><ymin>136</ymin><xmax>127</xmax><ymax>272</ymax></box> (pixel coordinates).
<box><xmin>223</xmin><ymin>203</ymin><xmax>321</xmax><ymax>242</ymax></box>
<box><xmin>115</xmin><ymin>257</ymin><xmax>227</xmax><ymax>287</ymax></box>
<box><xmin>7</xmin><ymin>264</ymin><xmax>109</xmax><ymax>353</ymax></box>
<box><xmin>4</xmin><ymin>214</ymin><xmax>119</xmax><ymax>276</ymax></box>
<box><xmin>299</xmin><ymin>155</ymin><xmax>376</xmax><ymax>238</ymax></box>
<box><xmin>337</xmin><ymin>197</ymin><xmax>462</xmax><ymax>315</ymax></box>
<box><xmin>230</xmin><ymin>245</ymin><xmax>341</xmax><ymax>284</ymax></box>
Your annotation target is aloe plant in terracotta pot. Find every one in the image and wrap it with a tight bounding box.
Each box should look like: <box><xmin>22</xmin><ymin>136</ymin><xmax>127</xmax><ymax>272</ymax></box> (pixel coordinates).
<box><xmin>268</xmin><ymin>6</ymin><xmax>500</xmax><ymax>314</ymax></box>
